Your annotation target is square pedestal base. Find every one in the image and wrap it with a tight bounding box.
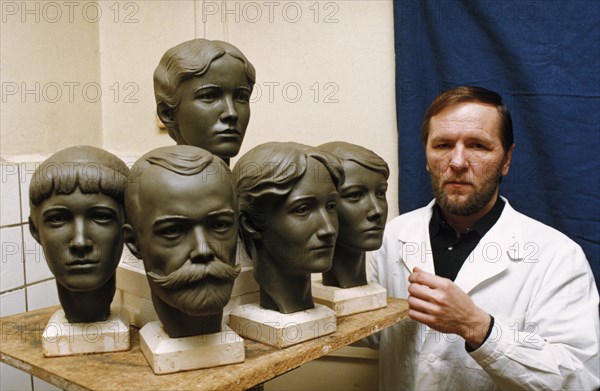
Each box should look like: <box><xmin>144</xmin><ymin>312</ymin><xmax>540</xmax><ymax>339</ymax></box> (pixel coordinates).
<box><xmin>139</xmin><ymin>322</ymin><xmax>245</xmax><ymax>374</ymax></box>
<box><xmin>42</xmin><ymin>310</ymin><xmax>130</xmax><ymax>357</ymax></box>
<box><xmin>312</xmin><ymin>281</ymin><xmax>387</xmax><ymax>317</ymax></box>
<box><xmin>229</xmin><ymin>303</ymin><xmax>336</xmax><ymax>349</ymax></box>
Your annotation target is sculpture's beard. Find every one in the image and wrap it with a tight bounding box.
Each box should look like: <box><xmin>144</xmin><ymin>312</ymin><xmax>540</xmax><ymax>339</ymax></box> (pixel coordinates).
<box><xmin>147</xmin><ymin>260</ymin><xmax>240</xmax><ymax>316</ymax></box>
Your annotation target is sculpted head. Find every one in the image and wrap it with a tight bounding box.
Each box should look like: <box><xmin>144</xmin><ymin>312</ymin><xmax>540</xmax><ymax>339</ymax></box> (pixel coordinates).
<box><xmin>28</xmin><ymin>146</ymin><xmax>129</xmax><ymax>294</ymax></box>
<box><xmin>234</xmin><ymin>142</ymin><xmax>344</xmax><ymax>277</ymax></box>
<box><xmin>320</xmin><ymin>142</ymin><xmax>389</xmax><ymax>253</ymax></box>
<box><xmin>123</xmin><ymin>146</ymin><xmax>239</xmax><ymax>321</ymax></box>
<box><xmin>234</xmin><ymin>142</ymin><xmax>343</xmax><ymax>312</ymax></box>
<box><xmin>154</xmin><ymin>39</ymin><xmax>256</xmax><ymax>162</ymax></box>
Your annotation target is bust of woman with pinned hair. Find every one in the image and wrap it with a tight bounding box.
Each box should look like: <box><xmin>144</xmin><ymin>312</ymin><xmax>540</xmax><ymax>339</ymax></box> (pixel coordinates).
<box><xmin>28</xmin><ymin>146</ymin><xmax>129</xmax><ymax>323</ymax></box>
<box><xmin>234</xmin><ymin>142</ymin><xmax>344</xmax><ymax>313</ymax></box>
<box><xmin>154</xmin><ymin>38</ymin><xmax>256</xmax><ymax>165</ymax></box>
<box><xmin>318</xmin><ymin>141</ymin><xmax>389</xmax><ymax>288</ymax></box>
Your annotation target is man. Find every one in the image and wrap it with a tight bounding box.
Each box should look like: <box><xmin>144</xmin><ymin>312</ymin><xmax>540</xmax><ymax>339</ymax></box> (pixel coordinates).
<box><xmin>370</xmin><ymin>86</ymin><xmax>599</xmax><ymax>389</ymax></box>
<box><xmin>123</xmin><ymin>145</ymin><xmax>240</xmax><ymax>338</ymax></box>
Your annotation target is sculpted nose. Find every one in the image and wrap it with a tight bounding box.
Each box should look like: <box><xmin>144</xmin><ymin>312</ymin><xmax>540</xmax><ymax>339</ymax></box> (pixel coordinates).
<box><xmin>366</xmin><ymin>194</ymin><xmax>385</xmax><ymax>222</ymax></box>
<box><xmin>69</xmin><ymin>217</ymin><xmax>92</xmax><ymax>254</ymax></box>
<box><xmin>189</xmin><ymin>226</ymin><xmax>215</xmax><ymax>263</ymax></box>
<box><xmin>316</xmin><ymin>209</ymin><xmax>337</xmax><ymax>241</ymax></box>
<box><xmin>220</xmin><ymin>96</ymin><xmax>238</xmax><ymax>124</ymax></box>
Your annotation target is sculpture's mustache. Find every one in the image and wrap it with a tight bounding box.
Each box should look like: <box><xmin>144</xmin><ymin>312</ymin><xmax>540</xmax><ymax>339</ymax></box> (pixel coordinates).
<box><xmin>147</xmin><ymin>259</ymin><xmax>241</xmax><ymax>289</ymax></box>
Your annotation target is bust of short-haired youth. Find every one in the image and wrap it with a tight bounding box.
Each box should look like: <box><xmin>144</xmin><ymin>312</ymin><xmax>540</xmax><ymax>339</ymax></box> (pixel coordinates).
<box><xmin>28</xmin><ymin>146</ymin><xmax>129</xmax><ymax>323</ymax></box>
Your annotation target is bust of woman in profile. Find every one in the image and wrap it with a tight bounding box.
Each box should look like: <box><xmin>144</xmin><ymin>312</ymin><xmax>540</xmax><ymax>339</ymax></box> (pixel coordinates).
<box><xmin>234</xmin><ymin>142</ymin><xmax>344</xmax><ymax>313</ymax></box>
<box><xmin>28</xmin><ymin>146</ymin><xmax>129</xmax><ymax>323</ymax></box>
<box><xmin>318</xmin><ymin>141</ymin><xmax>389</xmax><ymax>289</ymax></box>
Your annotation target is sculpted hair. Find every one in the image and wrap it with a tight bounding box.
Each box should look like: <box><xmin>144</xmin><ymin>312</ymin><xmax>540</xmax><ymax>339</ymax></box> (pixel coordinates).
<box><xmin>29</xmin><ymin>145</ymin><xmax>130</xmax><ymax>208</ymax></box>
<box><xmin>153</xmin><ymin>38</ymin><xmax>256</xmax><ymax>111</ymax></box>
<box><xmin>233</xmin><ymin>142</ymin><xmax>343</xmax><ymax>252</ymax></box>
<box><xmin>319</xmin><ymin>141</ymin><xmax>389</xmax><ymax>180</ymax></box>
<box><xmin>420</xmin><ymin>86</ymin><xmax>514</xmax><ymax>151</ymax></box>
<box><xmin>125</xmin><ymin>145</ymin><xmax>232</xmax><ymax>225</ymax></box>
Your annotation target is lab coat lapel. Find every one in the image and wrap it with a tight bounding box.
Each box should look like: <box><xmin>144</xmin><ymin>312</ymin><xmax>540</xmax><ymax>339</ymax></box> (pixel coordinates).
<box><xmin>396</xmin><ymin>200</ymin><xmax>436</xmax><ymax>275</ymax></box>
<box><xmin>454</xmin><ymin>199</ymin><xmax>523</xmax><ymax>294</ymax></box>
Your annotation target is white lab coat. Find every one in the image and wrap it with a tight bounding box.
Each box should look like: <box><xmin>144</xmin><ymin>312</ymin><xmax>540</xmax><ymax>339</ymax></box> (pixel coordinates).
<box><xmin>370</xmin><ymin>198</ymin><xmax>600</xmax><ymax>390</ymax></box>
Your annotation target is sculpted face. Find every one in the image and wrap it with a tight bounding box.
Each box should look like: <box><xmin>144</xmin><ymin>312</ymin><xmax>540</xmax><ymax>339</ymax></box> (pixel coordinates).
<box><xmin>130</xmin><ymin>165</ymin><xmax>239</xmax><ymax>316</ymax></box>
<box><xmin>259</xmin><ymin>158</ymin><xmax>338</xmax><ymax>275</ymax></box>
<box><xmin>337</xmin><ymin>161</ymin><xmax>388</xmax><ymax>252</ymax></box>
<box><xmin>426</xmin><ymin>102</ymin><xmax>513</xmax><ymax>216</ymax></box>
<box><xmin>30</xmin><ymin>188</ymin><xmax>124</xmax><ymax>291</ymax></box>
<box><xmin>173</xmin><ymin>55</ymin><xmax>251</xmax><ymax>159</ymax></box>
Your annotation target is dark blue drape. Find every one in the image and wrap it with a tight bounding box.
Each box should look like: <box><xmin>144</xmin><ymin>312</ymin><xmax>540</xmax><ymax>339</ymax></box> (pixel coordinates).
<box><xmin>393</xmin><ymin>1</ymin><xmax>600</xmax><ymax>289</ymax></box>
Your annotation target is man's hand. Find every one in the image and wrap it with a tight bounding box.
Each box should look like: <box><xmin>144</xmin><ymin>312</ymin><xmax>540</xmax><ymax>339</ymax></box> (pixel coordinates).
<box><xmin>407</xmin><ymin>267</ymin><xmax>491</xmax><ymax>349</ymax></box>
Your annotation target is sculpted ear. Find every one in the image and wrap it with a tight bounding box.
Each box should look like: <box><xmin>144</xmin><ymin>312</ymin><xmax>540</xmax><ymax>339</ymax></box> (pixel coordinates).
<box><xmin>29</xmin><ymin>217</ymin><xmax>41</xmax><ymax>244</ymax></box>
<box><xmin>157</xmin><ymin>102</ymin><xmax>178</xmax><ymax>142</ymax></box>
<box><xmin>122</xmin><ymin>224</ymin><xmax>142</xmax><ymax>259</ymax></box>
<box><xmin>239</xmin><ymin>213</ymin><xmax>262</xmax><ymax>240</ymax></box>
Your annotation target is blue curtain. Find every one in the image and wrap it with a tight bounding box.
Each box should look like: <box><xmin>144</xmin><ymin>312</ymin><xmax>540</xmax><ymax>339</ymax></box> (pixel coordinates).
<box><xmin>393</xmin><ymin>1</ymin><xmax>600</xmax><ymax>289</ymax></box>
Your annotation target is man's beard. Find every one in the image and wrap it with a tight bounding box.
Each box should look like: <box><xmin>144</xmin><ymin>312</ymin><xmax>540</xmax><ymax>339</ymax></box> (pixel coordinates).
<box><xmin>147</xmin><ymin>259</ymin><xmax>241</xmax><ymax>316</ymax></box>
<box><xmin>431</xmin><ymin>165</ymin><xmax>503</xmax><ymax>216</ymax></box>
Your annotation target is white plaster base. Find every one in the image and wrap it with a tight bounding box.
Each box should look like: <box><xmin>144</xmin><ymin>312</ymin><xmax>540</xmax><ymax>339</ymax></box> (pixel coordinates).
<box><xmin>229</xmin><ymin>303</ymin><xmax>337</xmax><ymax>349</ymax></box>
<box><xmin>312</xmin><ymin>281</ymin><xmax>387</xmax><ymax>317</ymax></box>
<box><xmin>139</xmin><ymin>322</ymin><xmax>245</xmax><ymax>374</ymax></box>
<box><xmin>42</xmin><ymin>309</ymin><xmax>130</xmax><ymax>357</ymax></box>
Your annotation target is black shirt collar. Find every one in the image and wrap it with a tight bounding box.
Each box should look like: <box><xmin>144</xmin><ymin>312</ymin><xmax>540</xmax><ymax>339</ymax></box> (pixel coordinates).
<box><xmin>430</xmin><ymin>197</ymin><xmax>505</xmax><ymax>238</ymax></box>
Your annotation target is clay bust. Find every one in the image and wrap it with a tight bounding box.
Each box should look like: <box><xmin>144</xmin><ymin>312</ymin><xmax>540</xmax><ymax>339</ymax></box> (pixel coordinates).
<box><xmin>154</xmin><ymin>38</ymin><xmax>256</xmax><ymax>165</ymax></box>
<box><xmin>123</xmin><ymin>145</ymin><xmax>240</xmax><ymax>337</ymax></box>
<box><xmin>234</xmin><ymin>142</ymin><xmax>344</xmax><ymax>313</ymax></box>
<box><xmin>28</xmin><ymin>146</ymin><xmax>129</xmax><ymax>323</ymax></box>
<box><xmin>319</xmin><ymin>142</ymin><xmax>389</xmax><ymax>288</ymax></box>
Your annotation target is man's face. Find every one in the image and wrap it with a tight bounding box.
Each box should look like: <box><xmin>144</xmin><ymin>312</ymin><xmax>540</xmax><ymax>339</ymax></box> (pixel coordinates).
<box><xmin>336</xmin><ymin>161</ymin><xmax>388</xmax><ymax>252</ymax></box>
<box><xmin>258</xmin><ymin>158</ymin><xmax>339</xmax><ymax>275</ymax></box>
<box><xmin>129</xmin><ymin>165</ymin><xmax>238</xmax><ymax>316</ymax></box>
<box><xmin>172</xmin><ymin>55</ymin><xmax>251</xmax><ymax>160</ymax></box>
<box><xmin>426</xmin><ymin>102</ymin><xmax>513</xmax><ymax>216</ymax></box>
<box><xmin>30</xmin><ymin>188</ymin><xmax>124</xmax><ymax>291</ymax></box>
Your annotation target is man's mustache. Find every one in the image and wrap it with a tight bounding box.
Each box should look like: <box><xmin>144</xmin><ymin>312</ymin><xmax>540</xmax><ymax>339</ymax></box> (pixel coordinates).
<box><xmin>147</xmin><ymin>259</ymin><xmax>241</xmax><ymax>290</ymax></box>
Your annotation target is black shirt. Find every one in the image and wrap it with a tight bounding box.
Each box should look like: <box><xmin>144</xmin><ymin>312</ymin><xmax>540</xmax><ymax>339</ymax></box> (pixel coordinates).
<box><xmin>429</xmin><ymin>197</ymin><xmax>505</xmax><ymax>282</ymax></box>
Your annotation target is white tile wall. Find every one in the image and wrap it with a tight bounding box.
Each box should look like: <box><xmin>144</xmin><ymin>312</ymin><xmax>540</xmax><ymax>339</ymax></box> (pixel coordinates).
<box><xmin>1</xmin><ymin>226</ymin><xmax>25</xmax><ymax>292</ymax></box>
<box><xmin>1</xmin><ymin>364</ymin><xmax>32</xmax><ymax>391</ymax></box>
<box><xmin>26</xmin><ymin>279</ymin><xmax>59</xmax><ymax>311</ymax></box>
<box><xmin>19</xmin><ymin>162</ymin><xmax>37</xmax><ymax>224</ymax></box>
<box><xmin>23</xmin><ymin>225</ymin><xmax>53</xmax><ymax>284</ymax></box>
<box><xmin>1</xmin><ymin>163</ymin><xmax>22</xmax><ymax>227</ymax></box>
<box><xmin>0</xmin><ymin>288</ymin><xmax>26</xmax><ymax>316</ymax></box>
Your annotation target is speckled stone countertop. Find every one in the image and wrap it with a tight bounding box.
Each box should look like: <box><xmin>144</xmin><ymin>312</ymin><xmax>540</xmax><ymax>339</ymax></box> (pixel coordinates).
<box><xmin>0</xmin><ymin>298</ymin><xmax>408</xmax><ymax>391</ymax></box>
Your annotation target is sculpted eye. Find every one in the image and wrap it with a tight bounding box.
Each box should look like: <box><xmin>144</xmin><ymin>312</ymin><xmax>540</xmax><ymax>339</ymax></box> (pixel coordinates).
<box><xmin>211</xmin><ymin>220</ymin><xmax>233</xmax><ymax>233</ymax></box>
<box><xmin>91</xmin><ymin>210</ymin><xmax>116</xmax><ymax>224</ymax></box>
<box><xmin>343</xmin><ymin>191</ymin><xmax>364</xmax><ymax>201</ymax></box>
<box><xmin>158</xmin><ymin>225</ymin><xmax>184</xmax><ymax>239</ymax></box>
<box><xmin>197</xmin><ymin>89</ymin><xmax>219</xmax><ymax>103</ymax></box>
<box><xmin>45</xmin><ymin>213</ymin><xmax>69</xmax><ymax>226</ymax></box>
<box><xmin>292</xmin><ymin>204</ymin><xmax>311</xmax><ymax>216</ymax></box>
<box><xmin>326</xmin><ymin>201</ymin><xmax>338</xmax><ymax>212</ymax></box>
<box><xmin>376</xmin><ymin>189</ymin><xmax>387</xmax><ymax>199</ymax></box>
<box><xmin>235</xmin><ymin>89</ymin><xmax>251</xmax><ymax>103</ymax></box>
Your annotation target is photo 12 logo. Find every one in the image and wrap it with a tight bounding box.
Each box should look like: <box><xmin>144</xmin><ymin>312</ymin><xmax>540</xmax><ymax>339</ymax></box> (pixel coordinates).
<box><xmin>201</xmin><ymin>1</ymin><xmax>340</xmax><ymax>24</ymax></box>
<box><xmin>1</xmin><ymin>1</ymin><xmax>140</xmax><ymax>24</ymax></box>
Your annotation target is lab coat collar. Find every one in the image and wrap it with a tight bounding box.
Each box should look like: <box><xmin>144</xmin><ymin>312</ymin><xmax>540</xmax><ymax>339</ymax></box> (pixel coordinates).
<box><xmin>397</xmin><ymin>197</ymin><xmax>523</xmax><ymax>293</ymax></box>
